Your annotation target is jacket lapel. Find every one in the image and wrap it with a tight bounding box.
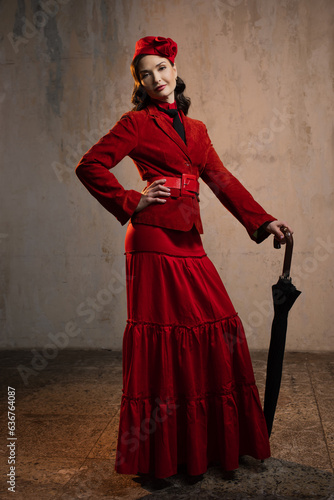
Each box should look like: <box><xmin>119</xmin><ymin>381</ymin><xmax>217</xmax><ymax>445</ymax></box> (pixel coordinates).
<box><xmin>147</xmin><ymin>104</ymin><xmax>192</xmax><ymax>163</ymax></box>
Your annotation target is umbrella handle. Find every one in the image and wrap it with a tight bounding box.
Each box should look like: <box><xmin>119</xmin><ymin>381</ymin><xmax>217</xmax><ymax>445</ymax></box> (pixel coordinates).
<box><xmin>273</xmin><ymin>227</ymin><xmax>294</xmax><ymax>279</ymax></box>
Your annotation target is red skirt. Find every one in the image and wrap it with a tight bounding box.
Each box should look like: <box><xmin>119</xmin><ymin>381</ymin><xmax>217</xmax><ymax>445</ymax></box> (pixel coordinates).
<box><xmin>114</xmin><ymin>222</ymin><xmax>270</xmax><ymax>478</ymax></box>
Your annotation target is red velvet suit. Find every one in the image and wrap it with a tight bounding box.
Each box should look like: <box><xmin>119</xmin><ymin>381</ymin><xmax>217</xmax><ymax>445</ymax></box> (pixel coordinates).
<box><xmin>76</xmin><ymin>103</ymin><xmax>274</xmax><ymax>478</ymax></box>
<box><xmin>75</xmin><ymin>103</ymin><xmax>276</xmax><ymax>237</ymax></box>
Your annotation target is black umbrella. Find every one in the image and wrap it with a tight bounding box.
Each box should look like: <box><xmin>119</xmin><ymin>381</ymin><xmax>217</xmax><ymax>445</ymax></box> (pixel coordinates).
<box><xmin>263</xmin><ymin>227</ymin><xmax>302</xmax><ymax>437</ymax></box>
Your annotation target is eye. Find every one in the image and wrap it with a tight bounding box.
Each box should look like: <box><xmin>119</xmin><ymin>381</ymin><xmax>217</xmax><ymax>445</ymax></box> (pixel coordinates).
<box><xmin>141</xmin><ymin>73</ymin><xmax>149</xmax><ymax>79</ymax></box>
<box><xmin>159</xmin><ymin>66</ymin><xmax>166</xmax><ymax>71</ymax></box>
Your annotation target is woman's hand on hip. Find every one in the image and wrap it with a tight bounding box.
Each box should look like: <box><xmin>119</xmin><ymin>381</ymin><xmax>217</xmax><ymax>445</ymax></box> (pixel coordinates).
<box><xmin>134</xmin><ymin>179</ymin><xmax>171</xmax><ymax>213</ymax></box>
<box><xmin>265</xmin><ymin>220</ymin><xmax>294</xmax><ymax>244</ymax></box>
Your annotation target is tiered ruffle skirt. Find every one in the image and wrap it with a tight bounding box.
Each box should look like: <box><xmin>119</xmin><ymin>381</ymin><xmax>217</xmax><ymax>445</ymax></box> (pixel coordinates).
<box><xmin>114</xmin><ymin>222</ymin><xmax>270</xmax><ymax>478</ymax></box>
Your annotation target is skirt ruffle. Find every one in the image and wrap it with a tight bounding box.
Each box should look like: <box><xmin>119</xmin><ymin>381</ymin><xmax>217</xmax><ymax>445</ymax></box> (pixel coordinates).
<box><xmin>114</xmin><ymin>223</ymin><xmax>270</xmax><ymax>478</ymax></box>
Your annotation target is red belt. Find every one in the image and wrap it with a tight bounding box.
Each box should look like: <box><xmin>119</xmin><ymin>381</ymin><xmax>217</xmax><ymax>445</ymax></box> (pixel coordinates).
<box><xmin>148</xmin><ymin>174</ymin><xmax>199</xmax><ymax>198</ymax></box>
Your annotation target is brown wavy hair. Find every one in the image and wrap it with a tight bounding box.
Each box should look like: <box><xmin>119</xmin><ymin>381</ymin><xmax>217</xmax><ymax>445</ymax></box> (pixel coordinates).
<box><xmin>130</xmin><ymin>54</ymin><xmax>191</xmax><ymax>115</ymax></box>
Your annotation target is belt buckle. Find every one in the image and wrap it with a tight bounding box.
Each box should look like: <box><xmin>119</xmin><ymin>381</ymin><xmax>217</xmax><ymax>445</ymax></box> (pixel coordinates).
<box><xmin>181</xmin><ymin>173</ymin><xmax>197</xmax><ymax>197</ymax></box>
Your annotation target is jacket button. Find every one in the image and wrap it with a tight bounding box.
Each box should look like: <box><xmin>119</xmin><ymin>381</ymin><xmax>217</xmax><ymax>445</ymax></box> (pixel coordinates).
<box><xmin>185</xmin><ymin>163</ymin><xmax>190</xmax><ymax>166</ymax></box>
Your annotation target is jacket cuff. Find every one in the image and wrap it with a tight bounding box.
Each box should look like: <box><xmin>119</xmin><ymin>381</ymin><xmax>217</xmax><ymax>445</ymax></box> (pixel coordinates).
<box><xmin>118</xmin><ymin>189</ymin><xmax>143</xmax><ymax>225</ymax></box>
<box><xmin>252</xmin><ymin>219</ymin><xmax>277</xmax><ymax>244</ymax></box>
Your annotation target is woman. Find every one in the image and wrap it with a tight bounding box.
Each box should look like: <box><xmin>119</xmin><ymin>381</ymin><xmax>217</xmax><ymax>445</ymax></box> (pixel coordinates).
<box><xmin>75</xmin><ymin>36</ymin><xmax>292</xmax><ymax>480</ymax></box>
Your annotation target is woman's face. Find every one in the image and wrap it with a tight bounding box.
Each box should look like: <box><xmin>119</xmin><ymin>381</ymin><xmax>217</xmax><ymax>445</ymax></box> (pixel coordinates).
<box><xmin>137</xmin><ymin>55</ymin><xmax>177</xmax><ymax>103</ymax></box>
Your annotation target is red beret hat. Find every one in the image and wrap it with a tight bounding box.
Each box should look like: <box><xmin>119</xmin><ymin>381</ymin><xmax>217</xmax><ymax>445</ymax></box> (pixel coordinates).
<box><xmin>133</xmin><ymin>36</ymin><xmax>178</xmax><ymax>63</ymax></box>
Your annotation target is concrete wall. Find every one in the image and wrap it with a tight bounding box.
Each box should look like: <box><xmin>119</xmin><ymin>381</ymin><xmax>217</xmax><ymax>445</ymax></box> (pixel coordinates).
<box><xmin>1</xmin><ymin>0</ymin><xmax>333</xmax><ymax>353</ymax></box>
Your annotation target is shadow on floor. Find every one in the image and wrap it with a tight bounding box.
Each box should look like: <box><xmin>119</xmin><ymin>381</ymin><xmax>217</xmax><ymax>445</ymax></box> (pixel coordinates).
<box><xmin>134</xmin><ymin>456</ymin><xmax>334</xmax><ymax>499</ymax></box>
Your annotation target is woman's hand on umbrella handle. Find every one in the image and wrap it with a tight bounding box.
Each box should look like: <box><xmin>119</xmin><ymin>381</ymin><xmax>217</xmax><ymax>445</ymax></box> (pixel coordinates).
<box><xmin>134</xmin><ymin>179</ymin><xmax>171</xmax><ymax>213</ymax></box>
<box><xmin>265</xmin><ymin>221</ymin><xmax>294</xmax><ymax>245</ymax></box>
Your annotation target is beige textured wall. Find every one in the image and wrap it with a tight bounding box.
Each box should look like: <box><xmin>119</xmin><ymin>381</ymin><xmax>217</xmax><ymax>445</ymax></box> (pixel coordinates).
<box><xmin>1</xmin><ymin>0</ymin><xmax>333</xmax><ymax>354</ymax></box>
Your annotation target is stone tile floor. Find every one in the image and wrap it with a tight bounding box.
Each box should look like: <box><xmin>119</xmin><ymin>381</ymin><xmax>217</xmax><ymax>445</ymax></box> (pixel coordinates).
<box><xmin>0</xmin><ymin>350</ymin><xmax>333</xmax><ymax>499</ymax></box>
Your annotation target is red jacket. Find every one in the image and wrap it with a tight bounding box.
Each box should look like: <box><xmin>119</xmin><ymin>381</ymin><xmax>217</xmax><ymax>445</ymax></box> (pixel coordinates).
<box><xmin>75</xmin><ymin>103</ymin><xmax>276</xmax><ymax>242</ymax></box>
